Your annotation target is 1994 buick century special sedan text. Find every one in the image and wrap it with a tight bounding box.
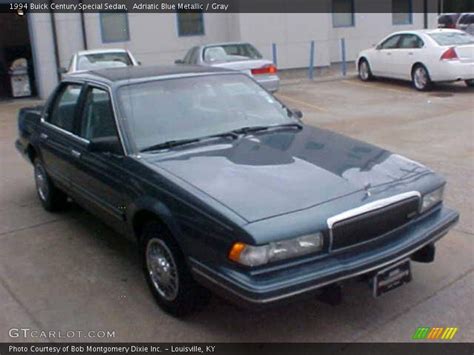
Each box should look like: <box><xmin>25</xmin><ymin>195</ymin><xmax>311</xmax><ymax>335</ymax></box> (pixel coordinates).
<box><xmin>16</xmin><ymin>65</ymin><xmax>459</xmax><ymax>316</ymax></box>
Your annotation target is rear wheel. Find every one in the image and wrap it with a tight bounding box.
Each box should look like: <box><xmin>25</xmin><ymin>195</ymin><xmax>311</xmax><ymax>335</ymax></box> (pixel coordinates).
<box><xmin>358</xmin><ymin>59</ymin><xmax>373</xmax><ymax>81</ymax></box>
<box><xmin>140</xmin><ymin>221</ymin><xmax>210</xmax><ymax>317</ymax></box>
<box><xmin>34</xmin><ymin>158</ymin><xmax>67</xmax><ymax>212</ymax></box>
<box><xmin>465</xmin><ymin>80</ymin><xmax>474</xmax><ymax>87</ymax></box>
<box><xmin>412</xmin><ymin>65</ymin><xmax>432</xmax><ymax>91</ymax></box>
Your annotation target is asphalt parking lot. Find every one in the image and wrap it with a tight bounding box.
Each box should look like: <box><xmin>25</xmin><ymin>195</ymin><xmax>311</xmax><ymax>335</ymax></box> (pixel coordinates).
<box><xmin>0</xmin><ymin>76</ymin><xmax>473</xmax><ymax>342</ymax></box>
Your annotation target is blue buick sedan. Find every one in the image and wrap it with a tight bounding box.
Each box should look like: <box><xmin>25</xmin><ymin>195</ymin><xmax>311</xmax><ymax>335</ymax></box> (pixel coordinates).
<box><xmin>16</xmin><ymin>65</ymin><xmax>459</xmax><ymax>316</ymax></box>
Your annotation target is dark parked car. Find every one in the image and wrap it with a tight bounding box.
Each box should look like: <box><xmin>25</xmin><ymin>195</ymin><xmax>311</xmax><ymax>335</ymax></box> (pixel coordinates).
<box><xmin>438</xmin><ymin>13</ymin><xmax>460</xmax><ymax>29</ymax></box>
<box><xmin>16</xmin><ymin>65</ymin><xmax>459</xmax><ymax>316</ymax></box>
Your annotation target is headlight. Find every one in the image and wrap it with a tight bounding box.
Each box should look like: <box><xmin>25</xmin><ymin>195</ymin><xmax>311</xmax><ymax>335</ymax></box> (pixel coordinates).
<box><xmin>421</xmin><ymin>186</ymin><xmax>444</xmax><ymax>213</ymax></box>
<box><xmin>228</xmin><ymin>233</ymin><xmax>323</xmax><ymax>267</ymax></box>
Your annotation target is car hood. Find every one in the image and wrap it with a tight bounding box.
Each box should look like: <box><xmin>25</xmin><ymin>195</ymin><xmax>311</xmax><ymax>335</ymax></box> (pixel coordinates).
<box><xmin>142</xmin><ymin>126</ymin><xmax>430</xmax><ymax>223</ymax></box>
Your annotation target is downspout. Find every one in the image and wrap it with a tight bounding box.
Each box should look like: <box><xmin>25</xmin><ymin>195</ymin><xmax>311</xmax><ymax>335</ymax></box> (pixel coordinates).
<box><xmin>79</xmin><ymin>0</ymin><xmax>88</xmax><ymax>50</ymax></box>
<box><xmin>49</xmin><ymin>1</ymin><xmax>61</xmax><ymax>82</ymax></box>
<box><xmin>423</xmin><ymin>0</ymin><xmax>428</xmax><ymax>29</ymax></box>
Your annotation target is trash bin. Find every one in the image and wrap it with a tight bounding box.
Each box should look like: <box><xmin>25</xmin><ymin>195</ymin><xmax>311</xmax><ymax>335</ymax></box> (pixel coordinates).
<box><xmin>9</xmin><ymin>58</ymin><xmax>31</xmax><ymax>98</ymax></box>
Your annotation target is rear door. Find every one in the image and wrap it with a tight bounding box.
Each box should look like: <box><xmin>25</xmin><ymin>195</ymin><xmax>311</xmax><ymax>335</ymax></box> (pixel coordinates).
<box><xmin>39</xmin><ymin>82</ymin><xmax>84</xmax><ymax>189</ymax></box>
<box><xmin>68</xmin><ymin>84</ymin><xmax>128</xmax><ymax>230</ymax></box>
<box><xmin>393</xmin><ymin>34</ymin><xmax>425</xmax><ymax>80</ymax></box>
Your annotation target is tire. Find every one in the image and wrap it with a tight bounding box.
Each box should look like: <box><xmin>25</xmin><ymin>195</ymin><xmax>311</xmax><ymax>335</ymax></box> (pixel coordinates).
<box><xmin>412</xmin><ymin>64</ymin><xmax>433</xmax><ymax>91</ymax></box>
<box><xmin>140</xmin><ymin>221</ymin><xmax>210</xmax><ymax>317</ymax></box>
<box><xmin>465</xmin><ymin>80</ymin><xmax>474</xmax><ymax>87</ymax></box>
<box><xmin>33</xmin><ymin>158</ymin><xmax>67</xmax><ymax>212</ymax></box>
<box><xmin>358</xmin><ymin>59</ymin><xmax>373</xmax><ymax>81</ymax></box>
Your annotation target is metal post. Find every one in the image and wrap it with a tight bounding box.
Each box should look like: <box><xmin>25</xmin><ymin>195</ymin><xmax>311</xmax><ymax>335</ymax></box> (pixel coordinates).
<box><xmin>341</xmin><ymin>38</ymin><xmax>347</xmax><ymax>77</ymax></box>
<box><xmin>309</xmin><ymin>40</ymin><xmax>315</xmax><ymax>80</ymax></box>
<box><xmin>272</xmin><ymin>43</ymin><xmax>277</xmax><ymax>66</ymax></box>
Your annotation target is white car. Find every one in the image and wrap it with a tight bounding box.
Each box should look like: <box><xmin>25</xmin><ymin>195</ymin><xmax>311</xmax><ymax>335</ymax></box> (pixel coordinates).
<box><xmin>62</xmin><ymin>49</ymin><xmax>139</xmax><ymax>74</ymax></box>
<box><xmin>357</xmin><ymin>29</ymin><xmax>474</xmax><ymax>90</ymax></box>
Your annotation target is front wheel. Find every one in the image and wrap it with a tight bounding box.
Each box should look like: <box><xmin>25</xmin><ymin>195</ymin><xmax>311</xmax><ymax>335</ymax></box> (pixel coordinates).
<box><xmin>34</xmin><ymin>158</ymin><xmax>67</xmax><ymax>212</ymax></box>
<box><xmin>412</xmin><ymin>65</ymin><xmax>432</xmax><ymax>91</ymax></box>
<box><xmin>141</xmin><ymin>221</ymin><xmax>210</xmax><ymax>317</ymax></box>
<box><xmin>465</xmin><ymin>80</ymin><xmax>474</xmax><ymax>87</ymax></box>
<box><xmin>358</xmin><ymin>59</ymin><xmax>373</xmax><ymax>81</ymax></box>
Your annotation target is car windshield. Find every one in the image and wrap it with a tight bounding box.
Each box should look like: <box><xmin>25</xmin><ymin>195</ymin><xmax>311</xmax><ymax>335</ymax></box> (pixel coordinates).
<box><xmin>117</xmin><ymin>74</ymin><xmax>293</xmax><ymax>151</ymax></box>
<box><xmin>429</xmin><ymin>32</ymin><xmax>474</xmax><ymax>45</ymax></box>
<box><xmin>77</xmin><ymin>52</ymin><xmax>132</xmax><ymax>71</ymax></box>
<box><xmin>203</xmin><ymin>44</ymin><xmax>262</xmax><ymax>63</ymax></box>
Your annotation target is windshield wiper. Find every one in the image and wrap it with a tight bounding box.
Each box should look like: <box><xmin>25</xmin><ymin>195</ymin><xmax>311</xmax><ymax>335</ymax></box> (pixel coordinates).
<box><xmin>232</xmin><ymin>122</ymin><xmax>303</xmax><ymax>135</ymax></box>
<box><xmin>140</xmin><ymin>132</ymin><xmax>238</xmax><ymax>153</ymax></box>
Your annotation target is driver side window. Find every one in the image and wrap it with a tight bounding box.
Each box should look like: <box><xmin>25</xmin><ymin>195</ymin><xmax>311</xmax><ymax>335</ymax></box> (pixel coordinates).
<box><xmin>380</xmin><ymin>35</ymin><xmax>401</xmax><ymax>50</ymax></box>
<box><xmin>79</xmin><ymin>87</ymin><xmax>119</xmax><ymax>141</ymax></box>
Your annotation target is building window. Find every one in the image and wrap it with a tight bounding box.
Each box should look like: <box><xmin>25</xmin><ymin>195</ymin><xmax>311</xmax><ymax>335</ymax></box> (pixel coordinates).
<box><xmin>332</xmin><ymin>0</ymin><xmax>355</xmax><ymax>27</ymax></box>
<box><xmin>177</xmin><ymin>12</ymin><xmax>205</xmax><ymax>36</ymax></box>
<box><xmin>392</xmin><ymin>0</ymin><xmax>413</xmax><ymax>25</ymax></box>
<box><xmin>100</xmin><ymin>13</ymin><xmax>130</xmax><ymax>43</ymax></box>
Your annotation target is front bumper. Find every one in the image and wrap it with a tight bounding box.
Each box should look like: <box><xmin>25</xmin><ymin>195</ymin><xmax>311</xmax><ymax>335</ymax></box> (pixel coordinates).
<box><xmin>191</xmin><ymin>206</ymin><xmax>459</xmax><ymax>308</ymax></box>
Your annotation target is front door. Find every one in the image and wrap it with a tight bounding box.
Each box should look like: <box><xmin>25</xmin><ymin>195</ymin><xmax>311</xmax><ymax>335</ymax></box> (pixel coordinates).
<box><xmin>371</xmin><ymin>34</ymin><xmax>402</xmax><ymax>77</ymax></box>
<box><xmin>39</xmin><ymin>83</ymin><xmax>83</xmax><ymax>190</ymax></box>
<box><xmin>68</xmin><ymin>85</ymin><xmax>128</xmax><ymax>231</ymax></box>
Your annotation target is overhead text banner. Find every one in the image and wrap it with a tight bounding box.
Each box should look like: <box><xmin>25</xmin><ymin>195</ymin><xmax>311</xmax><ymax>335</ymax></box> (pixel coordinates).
<box><xmin>0</xmin><ymin>0</ymin><xmax>460</xmax><ymax>14</ymax></box>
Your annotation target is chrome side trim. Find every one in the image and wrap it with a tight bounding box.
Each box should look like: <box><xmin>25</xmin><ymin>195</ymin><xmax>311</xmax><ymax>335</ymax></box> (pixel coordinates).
<box><xmin>41</xmin><ymin>118</ymin><xmax>90</xmax><ymax>145</ymax></box>
<box><xmin>192</xmin><ymin>218</ymin><xmax>455</xmax><ymax>305</ymax></box>
<box><xmin>326</xmin><ymin>191</ymin><xmax>421</xmax><ymax>251</ymax></box>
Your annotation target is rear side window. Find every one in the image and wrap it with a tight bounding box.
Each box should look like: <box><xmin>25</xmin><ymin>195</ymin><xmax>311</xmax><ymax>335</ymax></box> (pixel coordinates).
<box><xmin>79</xmin><ymin>87</ymin><xmax>118</xmax><ymax>140</ymax></box>
<box><xmin>399</xmin><ymin>34</ymin><xmax>424</xmax><ymax>49</ymax></box>
<box><xmin>48</xmin><ymin>84</ymin><xmax>82</xmax><ymax>132</ymax></box>
<box><xmin>429</xmin><ymin>32</ymin><xmax>474</xmax><ymax>45</ymax></box>
<box><xmin>438</xmin><ymin>15</ymin><xmax>453</xmax><ymax>26</ymax></box>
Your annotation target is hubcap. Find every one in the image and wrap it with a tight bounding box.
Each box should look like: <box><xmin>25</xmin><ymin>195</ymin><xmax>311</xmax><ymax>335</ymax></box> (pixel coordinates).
<box><xmin>360</xmin><ymin>62</ymin><xmax>369</xmax><ymax>80</ymax></box>
<box><xmin>414</xmin><ymin>68</ymin><xmax>427</xmax><ymax>89</ymax></box>
<box><xmin>34</xmin><ymin>163</ymin><xmax>49</xmax><ymax>201</ymax></box>
<box><xmin>146</xmin><ymin>239</ymin><xmax>179</xmax><ymax>301</ymax></box>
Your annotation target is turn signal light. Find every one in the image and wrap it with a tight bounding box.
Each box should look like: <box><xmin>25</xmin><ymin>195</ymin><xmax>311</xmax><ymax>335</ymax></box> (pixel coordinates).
<box><xmin>440</xmin><ymin>47</ymin><xmax>458</xmax><ymax>61</ymax></box>
<box><xmin>228</xmin><ymin>242</ymin><xmax>246</xmax><ymax>262</ymax></box>
<box><xmin>251</xmin><ymin>65</ymin><xmax>278</xmax><ymax>75</ymax></box>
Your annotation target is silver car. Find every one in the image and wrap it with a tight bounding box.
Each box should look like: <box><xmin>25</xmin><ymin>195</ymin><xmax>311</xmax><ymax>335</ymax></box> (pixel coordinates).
<box><xmin>62</xmin><ymin>49</ymin><xmax>140</xmax><ymax>74</ymax></box>
<box><xmin>457</xmin><ymin>13</ymin><xmax>474</xmax><ymax>35</ymax></box>
<box><xmin>176</xmin><ymin>42</ymin><xmax>279</xmax><ymax>92</ymax></box>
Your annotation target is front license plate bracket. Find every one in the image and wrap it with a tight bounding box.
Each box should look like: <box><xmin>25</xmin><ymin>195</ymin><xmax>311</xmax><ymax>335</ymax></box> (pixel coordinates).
<box><xmin>373</xmin><ymin>259</ymin><xmax>412</xmax><ymax>297</ymax></box>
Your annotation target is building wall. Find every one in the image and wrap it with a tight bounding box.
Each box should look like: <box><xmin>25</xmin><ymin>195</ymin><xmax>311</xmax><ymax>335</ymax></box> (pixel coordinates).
<box><xmin>30</xmin><ymin>4</ymin><xmax>439</xmax><ymax>98</ymax></box>
<box><xmin>83</xmin><ymin>13</ymin><xmax>237</xmax><ymax>66</ymax></box>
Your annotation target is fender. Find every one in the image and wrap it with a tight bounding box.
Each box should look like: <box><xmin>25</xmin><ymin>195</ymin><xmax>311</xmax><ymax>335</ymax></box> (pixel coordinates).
<box><xmin>126</xmin><ymin>196</ymin><xmax>185</xmax><ymax>247</ymax></box>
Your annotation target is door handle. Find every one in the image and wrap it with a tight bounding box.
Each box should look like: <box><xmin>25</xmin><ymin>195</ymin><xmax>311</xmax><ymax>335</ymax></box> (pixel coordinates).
<box><xmin>386</xmin><ymin>52</ymin><xmax>392</xmax><ymax>56</ymax></box>
<box><xmin>408</xmin><ymin>52</ymin><xmax>414</xmax><ymax>55</ymax></box>
<box><xmin>39</xmin><ymin>133</ymin><xmax>48</xmax><ymax>140</ymax></box>
<box><xmin>71</xmin><ymin>149</ymin><xmax>82</xmax><ymax>159</ymax></box>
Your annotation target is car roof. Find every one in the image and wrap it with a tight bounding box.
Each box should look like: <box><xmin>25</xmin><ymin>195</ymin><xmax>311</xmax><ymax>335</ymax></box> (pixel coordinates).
<box><xmin>201</xmin><ymin>42</ymin><xmax>253</xmax><ymax>48</ymax></box>
<box><xmin>391</xmin><ymin>29</ymin><xmax>466</xmax><ymax>35</ymax></box>
<box><xmin>66</xmin><ymin>64</ymin><xmax>234</xmax><ymax>84</ymax></box>
<box><xmin>76</xmin><ymin>48</ymin><xmax>129</xmax><ymax>56</ymax></box>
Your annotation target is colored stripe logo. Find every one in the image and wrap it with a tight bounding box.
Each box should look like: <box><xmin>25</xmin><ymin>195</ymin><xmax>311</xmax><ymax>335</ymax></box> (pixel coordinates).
<box><xmin>412</xmin><ymin>327</ymin><xmax>458</xmax><ymax>340</ymax></box>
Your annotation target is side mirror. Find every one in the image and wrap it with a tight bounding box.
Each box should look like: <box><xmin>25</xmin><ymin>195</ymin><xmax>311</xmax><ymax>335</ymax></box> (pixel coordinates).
<box><xmin>290</xmin><ymin>108</ymin><xmax>303</xmax><ymax>120</ymax></box>
<box><xmin>174</xmin><ymin>59</ymin><xmax>184</xmax><ymax>64</ymax></box>
<box><xmin>88</xmin><ymin>136</ymin><xmax>122</xmax><ymax>155</ymax></box>
<box><xmin>375</xmin><ymin>44</ymin><xmax>382</xmax><ymax>50</ymax></box>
